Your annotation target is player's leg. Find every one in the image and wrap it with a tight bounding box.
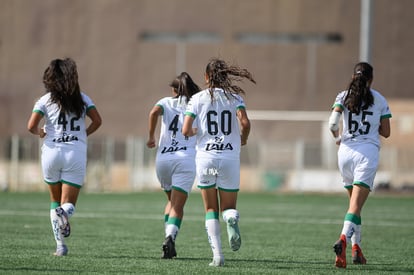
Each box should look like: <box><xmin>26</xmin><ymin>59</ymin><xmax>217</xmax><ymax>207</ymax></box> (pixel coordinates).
<box><xmin>348</xmin><ymin>185</ymin><xmax>369</xmax><ymax>264</ymax></box>
<box><xmin>218</xmin><ymin>160</ymin><xmax>241</xmax><ymax>252</ymax></box>
<box><xmin>162</xmin><ymin>189</ymin><xmax>186</xmax><ymax>259</ymax></box>
<box><xmin>201</xmin><ymin>187</ymin><xmax>224</xmax><ymax>267</ymax></box>
<box><xmin>164</xmin><ymin>191</ymin><xmax>172</xmax><ymax>229</ymax></box>
<box><xmin>48</xmin><ymin>183</ymin><xmax>67</xmax><ymax>256</ymax></box>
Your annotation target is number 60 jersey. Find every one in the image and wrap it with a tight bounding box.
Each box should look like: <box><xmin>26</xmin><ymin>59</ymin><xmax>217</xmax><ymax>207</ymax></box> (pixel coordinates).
<box><xmin>185</xmin><ymin>88</ymin><xmax>246</xmax><ymax>160</ymax></box>
<box><xmin>332</xmin><ymin>89</ymin><xmax>392</xmax><ymax>148</ymax></box>
<box><xmin>32</xmin><ymin>92</ymin><xmax>96</xmax><ymax>149</ymax></box>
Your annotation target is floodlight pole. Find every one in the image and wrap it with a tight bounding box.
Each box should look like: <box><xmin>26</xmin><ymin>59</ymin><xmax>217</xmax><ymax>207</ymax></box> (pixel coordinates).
<box><xmin>360</xmin><ymin>0</ymin><xmax>373</xmax><ymax>63</ymax></box>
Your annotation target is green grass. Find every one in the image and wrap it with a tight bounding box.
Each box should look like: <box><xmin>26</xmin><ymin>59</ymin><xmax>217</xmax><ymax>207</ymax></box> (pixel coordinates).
<box><xmin>1</xmin><ymin>191</ymin><xmax>413</xmax><ymax>274</ymax></box>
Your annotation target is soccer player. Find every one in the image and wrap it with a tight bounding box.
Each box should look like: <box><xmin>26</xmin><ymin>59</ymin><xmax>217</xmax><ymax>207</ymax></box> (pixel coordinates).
<box><xmin>27</xmin><ymin>58</ymin><xmax>102</xmax><ymax>256</ymax></box>
<box><xmin>328</xmin><ymin>62</ymin><xmax>391</xmax><ymax>268</ymax></box>
<box><xmin>182</xmin><ymin>58</ymin><xmax>255</xmax><ymax>267</ymax></box>
<box><xmin>146</xmin><ymin>72</ymin><xmax>200</xmax><ymax>259</ymax></box>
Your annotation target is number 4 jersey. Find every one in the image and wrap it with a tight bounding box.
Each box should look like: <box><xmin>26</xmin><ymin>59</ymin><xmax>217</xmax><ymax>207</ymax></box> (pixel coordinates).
<box><xmin>32</xmin><ymin>92</ymin><xmax>96</xmax><ymax>148</ymax></box>
<box><xmin>332</xmin><ymin>89</ymin><xmax>392</xmax><ymax>148</ymax></box>
<box><xmin>185</xmin><ymin>88</ymin><xmax>246</xmax><ymax>160</ymax></box>
<box><xmin>155</xmin><ymin>96</ymin><xmax>196</xmax><ymax>161</ymax></box>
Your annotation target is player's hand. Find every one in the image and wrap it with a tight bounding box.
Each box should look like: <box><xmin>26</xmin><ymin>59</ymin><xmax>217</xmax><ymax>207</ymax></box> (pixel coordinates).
<box><xmin>146</xmin><ymin>138</ymin><xmax>156</xmax><ymax>148</ymax></box>
<box><xmin>39</xmin><ymin>128</ymin><xmax>46</xmax><ymax>138</ymax></box>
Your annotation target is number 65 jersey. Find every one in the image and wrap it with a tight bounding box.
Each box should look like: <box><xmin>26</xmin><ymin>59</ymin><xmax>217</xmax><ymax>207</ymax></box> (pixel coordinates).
<box><xmin>32</xmin><ymin>92</ymin><xmax>96</xmax><ymax>149</ymax></box>
<box><xmin>185</xmin><ymin>88</ymin><xmax>246</xmax><ymax>160</ymax></box>
<box><xmin>332</xmin><ymin>89</ymin><xmax>392</xmax><ymax>148</ymax></box>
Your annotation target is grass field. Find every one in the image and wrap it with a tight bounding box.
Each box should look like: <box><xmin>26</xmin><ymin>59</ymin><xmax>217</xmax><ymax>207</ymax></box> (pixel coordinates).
<box><xmin>1</xmin><ymin>191</ymin><xmax>413</xmax><ymax>274</ymax></box>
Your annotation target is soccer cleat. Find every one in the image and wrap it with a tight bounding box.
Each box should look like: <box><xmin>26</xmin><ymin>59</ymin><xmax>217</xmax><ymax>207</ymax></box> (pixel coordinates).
<box><xmin>161</xmin><ymin>235</ymin><xmax>177</xmax><ymax>259</ymax></box>
<box><xmin>333</xmin><ymin>234</ymin><xmax>347</xmax><ymax>268</ymax></box>
<box><xmin>53</xmin><ymin>244</ymin><xmax>68</xmax><ymax>256</ymax></box>
<box><xmin>209</xmin><ymin>257</ymin><xmax>224</xmax><ymax>267</ymax></box>
<box><xmin>226</xmin><ymin>217</ymin><xmax>241</xmax><ymax>251</ymax></box>
<box><xmin>56</xmin><ymin>207</ymin><xmax>71</xmax><ymax>238</ymax></box>
<box><xmin>352</xmin><ymin>244</ymin><xmax>367</xmax><ymax>264</ymax></box>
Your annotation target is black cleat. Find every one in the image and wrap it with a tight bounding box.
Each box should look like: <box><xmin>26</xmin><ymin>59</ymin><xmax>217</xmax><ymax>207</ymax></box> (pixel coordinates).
<box><xmin>161</xmin><ymin>235</ymin><xmax>177</xmax><ymax>259</ymax></box>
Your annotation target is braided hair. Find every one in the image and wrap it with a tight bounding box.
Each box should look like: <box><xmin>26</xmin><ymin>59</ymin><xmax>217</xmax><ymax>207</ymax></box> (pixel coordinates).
<box><xmin>170</xmin><ymin>72</ymin><xmax>201</xmax><ymax>103</ymax></box>
<box><xmin>43</xmin><ymin>58</ymin><xmax>86</xmax><ymax>118</ymax></box>
<box><xmin>205</xmin><ymin>58</ymin><xmax>256</xmax><ymax>101</ymax></box>
<box><xmin>344</xmin><ymin>62</ymin><xmax>374</xmax><ymax>114</ymax></box>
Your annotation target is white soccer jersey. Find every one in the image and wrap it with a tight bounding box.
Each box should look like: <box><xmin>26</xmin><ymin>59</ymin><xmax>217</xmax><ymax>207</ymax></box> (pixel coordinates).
<box><xmin>155</xmin><ymin>96</ymin><xmax>196</xmax><ymax>161</ymax></box>
<box><xmin>33</xmin><ymin>92</ymin><xmax>96</xmax><ymax>150</ymax></box>
<box><xmin>185</xmin><ymin>88</ymin><xmax>246</xmax><ymax>160</ymax></box>
<box><xmin>332</xmin><ymin>89</ymin><xmax>392</xmax><ymax>148</ymax></box>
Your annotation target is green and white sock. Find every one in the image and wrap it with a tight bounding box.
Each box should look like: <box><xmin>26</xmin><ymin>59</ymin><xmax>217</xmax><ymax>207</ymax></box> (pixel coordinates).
<box><xmin>50</xmin><ymin>202</ymin><xmax>64</xmax><ymax>246</ymax></box>
<box><xmin>165</xmin><ymin>216</ymin><xmax>181</xmax><ymax>241</ymax></box>
<box><xmin>205</xmin><ymin>212</ymin><xmax>222</xmax><ymax>259</ymax></box>
<box><xmin>341</xmin><ymin>213</ymin><xmax>361</xmax><ymax>242</ymax></box>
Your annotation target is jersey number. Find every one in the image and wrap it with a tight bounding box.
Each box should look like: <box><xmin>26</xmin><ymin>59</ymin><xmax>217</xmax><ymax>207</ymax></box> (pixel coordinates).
<box><xmin>168</xmin><ymin>115</ymin><xmax>179</xmax><ymax>138</ymax></box>
<box><xmin>58</xmin><ymin>112</ymin><xmax>80</xmax><ymax>131</ymax></box>
<box><xmin>207</xmin><ymin>110</ymin><xmax>232</xmax><ymax>135</ymax></box>
<box><xmin>348</xmin><ymin>111</ymin><xmax>373</xmax><ymax>135</ymax></box>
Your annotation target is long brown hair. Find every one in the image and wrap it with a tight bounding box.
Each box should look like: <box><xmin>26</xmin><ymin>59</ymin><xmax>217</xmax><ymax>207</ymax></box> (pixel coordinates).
<box><xmin>43</xmin><ymin>58</ymin><xmax>85</xmax><ymax>118</ymax></box>
<box><xmin>170</xmin><ymin>72</ymin><xmax>200</xmax><ymax>103</ymax></box>
<box><xmin>343</xmin><ymin>62</ymin><xmax>374</xmax><ymax>114</ymax></box>
<box><xmin>205</xmin><ymin>58</ymin><xmax>256</xmax><ymax>100</ymax></box>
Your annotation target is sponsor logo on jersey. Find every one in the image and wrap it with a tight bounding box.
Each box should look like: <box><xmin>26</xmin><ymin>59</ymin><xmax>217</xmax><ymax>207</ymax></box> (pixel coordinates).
<box><xmin>161</xmin><ymin>146</ymin><xmax>187</xmax><ymax>154</ymax></box>
<box><xmin>205</xmin><ymin>143</ymin><xmax>233</xmax><ymax>151</ymax></box>
<box><xmin>53</xmin><ymin>134</ymin><xmax>79</xmax><ymax>143</ymax></box>
<box><xmin>161</xmin><ymin>138</ymin><xmax>187</xmax><ymax>154</ymax></box>
<box><xmin>205</xmin><ymin>136</ymin><xmax>233</xmax><ymax>152</ymax></box>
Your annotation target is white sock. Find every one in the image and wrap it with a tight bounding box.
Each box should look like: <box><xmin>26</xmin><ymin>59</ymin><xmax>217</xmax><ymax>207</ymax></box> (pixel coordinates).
<box><xmin>351</xmin><ymin>224</ymin><xmax>362</xmax><ymax>246</ymax></box>
<box><xmin>205</xmin><ymin>218</ymin><xmax>223</xmax><ymax>259</ymax></box>
<box><xmin>341</xmin><ymin>220</ymin><xmax>356</xmax><ymax>243</ymax></box>
<box><xmin>222</xmin><ymin>209</ymin><xmax>240</xmax><ymax>223</ymax></box>
<box><xmin>61</xmin><ymin>202</ymin><xmax>75</xmax><ymax>218</ymax></box>
<box><xmin>165</xmin><ymin>224</ymin><xmax>179</xmax><ymax>241</ymax></box>
<box><xmin>50</xmin><ymin>209</ymin><xmax>64</xmax><ymax>246</ymax></box>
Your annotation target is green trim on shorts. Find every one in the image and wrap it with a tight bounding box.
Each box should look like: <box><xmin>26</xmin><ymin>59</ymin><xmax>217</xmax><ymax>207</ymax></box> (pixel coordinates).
<box><xmin>167</xmin><ymin>216</ymin><xmax>182</xmax><ymax>228</ymax></box>
<box><xmin>344</xmin><ymin>185</ymin><xmax>353</xmax><ymax>190</ymax></box>
<box><xmin>172</xmin><ymin>186</ymin><xmax>188</xmax><ymax>195</ymax></box>
<box><xmin>218</xmin><ymin>187</ymin><xmax>239</xmax><ymax>192</ymax></box>
<box><xmin>50</xmin><ymin>201</ymin><xmax>60</xmax><ymax>209</ymax></box>
<box><xmin>198</xmin><ymin>184</ymin><xmax>216</xmax><ymax>189</ymax></box>
<box><xmin>353</xmin><ymin>181</ymin><xmax>370</xmax><ymax>190</ymax></box>
<box><xmin>45</xmin><ymin>180</ymin><xmax>60</xmax><ymax>185</ymax></box>
<box><xmin>205</xmin><ymin>211</ymin><xmax>219</xmax><ymax>220</ymax></box>
<box><xmin>381</xmin><ymin>113</ymin><xmax>392</xmax><ymax>119</ymax></box>
<box><xmin>61</xmin><ymin>180</ymin><xmax>82</xmax><ymax>189</ymax></box>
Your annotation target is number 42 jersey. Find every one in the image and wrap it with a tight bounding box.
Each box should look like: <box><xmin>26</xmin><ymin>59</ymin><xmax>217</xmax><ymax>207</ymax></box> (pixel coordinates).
<box><xmin>332</xmin><ymin>89</ymin><xmax>392</xmax><ymax>148</ymax></box>
<box><xmin>32</xmin><ymin>92</ymin><xmax>96</xmax><ymax>149</ymax></box>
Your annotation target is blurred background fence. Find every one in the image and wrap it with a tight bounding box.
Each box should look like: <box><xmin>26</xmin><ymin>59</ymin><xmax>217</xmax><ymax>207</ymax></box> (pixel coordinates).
<box><xmin>2</xmin><ymin>110</ymin><xmax>413</xmax><ymax>194</ymax></box>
